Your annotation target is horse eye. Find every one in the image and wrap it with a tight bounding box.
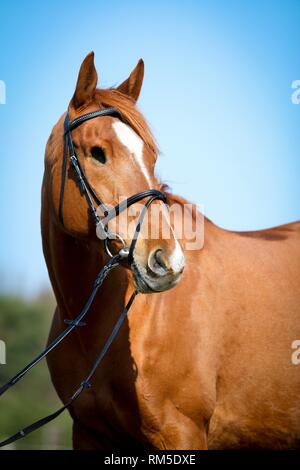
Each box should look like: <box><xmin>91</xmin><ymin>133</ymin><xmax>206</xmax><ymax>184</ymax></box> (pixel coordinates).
<box><xmin>91</xmin><ymin>146</ymin><xmax>106</xmax><ymax>164</ymax></box>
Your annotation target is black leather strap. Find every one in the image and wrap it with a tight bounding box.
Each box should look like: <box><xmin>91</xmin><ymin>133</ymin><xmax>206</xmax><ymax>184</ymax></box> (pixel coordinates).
<box><xmin>0</xmin><ymin>255</ymin><xmax>120</xmax><ymax>398</ymax></box>
<box><xmin>58</xmin><ymin>115</ymin><xmax>70</xmax><ymax>225</ymax></box>
<box><xmin>128</xmin><ymin>195</ymin><xmax>159</xmax><ymax>265</ymax></box>
<box><xmin>103</xmin><ymin>189</ymin><xmax>166</xmax><ymax>223</ymax></box>
<box><xmin>59</xmin><ymin>108</ymin><xmax>120</xmax><ymax>225</ymax></box>
<box><xmin>0</xmin><ymin>289</ymin><xmax>137</xmax><ymax>448</ymax></box>
<box><xmin>68</xmin><ymin>107</ymin><xmax>120</xmax><ymax>132</ymax></box>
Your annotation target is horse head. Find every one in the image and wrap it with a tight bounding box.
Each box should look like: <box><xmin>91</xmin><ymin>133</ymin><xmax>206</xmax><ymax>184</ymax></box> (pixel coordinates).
<box><xmin>48</xmin><ymin>52</ymin><xmax>184</xmax><ymax>293</ymax></box>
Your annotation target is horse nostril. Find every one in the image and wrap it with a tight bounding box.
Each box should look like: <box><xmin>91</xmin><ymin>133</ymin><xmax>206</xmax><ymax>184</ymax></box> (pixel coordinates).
<box><xmin>148</xmin><ymin>249</ymin><xmax>169</xmax><ymax>276</ymax></box>
<box><xmin>155</xmin><ymin>249</ymin><xmax>168</xmax><ymax>270</ymax></box>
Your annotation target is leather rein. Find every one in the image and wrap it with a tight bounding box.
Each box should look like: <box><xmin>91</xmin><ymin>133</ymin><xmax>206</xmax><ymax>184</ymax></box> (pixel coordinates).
<box><xmin>0</xmin><ymin>107</ymin><xmax>166</xmax><ymax>447</ymax></box>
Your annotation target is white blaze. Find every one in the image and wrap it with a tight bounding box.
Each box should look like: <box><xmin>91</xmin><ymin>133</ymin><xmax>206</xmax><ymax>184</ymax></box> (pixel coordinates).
<box><xmin>160</xmin><ymin>202</ymin><xmax>185</xmax><ymax>274</ymax></box>
<box><xmin>113</xmin><ymin>120</ymin><xmax>185</xmax><ymax>273</ymax></box>
<box><xmin>169</xmin><ymin>238</ymin><xmax>185</xmax><ymax>273</ymax></box>
<box><xmin>113</xmin><ymin>121</ymin><xmax>152</xmax><ymax>187</ymax></box>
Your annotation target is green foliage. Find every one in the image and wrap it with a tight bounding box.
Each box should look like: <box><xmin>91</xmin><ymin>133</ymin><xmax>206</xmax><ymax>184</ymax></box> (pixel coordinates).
<box><xmin>0</xmin><ymin>293</ymin><xmax>72</xmax><ymax>449</ymax></box>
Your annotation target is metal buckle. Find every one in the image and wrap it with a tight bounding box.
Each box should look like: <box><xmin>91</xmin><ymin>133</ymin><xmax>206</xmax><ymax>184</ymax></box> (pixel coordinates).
<box><xmin>104</xmin><ymin>233</ymin><xmax>127</xmax><ymax>259</ymax></box>
<box><xmin>96</xmin><ymin>220</ymin><xmax>109</xmax><ymax>240</ymax></box>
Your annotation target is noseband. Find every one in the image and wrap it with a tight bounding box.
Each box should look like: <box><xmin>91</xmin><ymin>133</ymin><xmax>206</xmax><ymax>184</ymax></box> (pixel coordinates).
<box><xmin>59</xmin><ymin>107</ymin><xmax>166</xmax><ymax>264</ymax></box>
<box><xmin>0</xmin><ymin>107</ymin><xmax>168</xmax><ymax>447</ymax></box>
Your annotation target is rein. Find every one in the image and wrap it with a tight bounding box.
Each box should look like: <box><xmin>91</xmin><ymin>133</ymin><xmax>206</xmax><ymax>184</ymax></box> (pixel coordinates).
<box><xmin>0</xmin><ymin>107</ymin><xmax>166</xmax><ymax>448</ymax></box>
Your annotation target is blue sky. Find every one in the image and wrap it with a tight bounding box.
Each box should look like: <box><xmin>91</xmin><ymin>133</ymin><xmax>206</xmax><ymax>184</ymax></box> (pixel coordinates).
<box><xmin>0</xmin><ymin>0</ymin><xmax>299</xmax><ymax>295</ymax></box>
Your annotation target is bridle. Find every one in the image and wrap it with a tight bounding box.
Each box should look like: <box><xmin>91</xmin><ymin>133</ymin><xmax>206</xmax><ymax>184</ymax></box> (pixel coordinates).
<box><xmin>59</xmin><ymin>107</ymin><xmax>166</xmax><ymax>264</ymax></box>
<box><xmin>0</xmin><ymin>107</ymin><xmax>167</xmax><ymax>447</ymax></box>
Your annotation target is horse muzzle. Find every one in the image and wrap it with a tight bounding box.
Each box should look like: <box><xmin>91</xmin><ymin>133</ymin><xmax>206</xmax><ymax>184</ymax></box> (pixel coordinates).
<box><xmin>131</xmin><ymin>246</ymin><xmax>185</xmax><ymax>293</ymax></box>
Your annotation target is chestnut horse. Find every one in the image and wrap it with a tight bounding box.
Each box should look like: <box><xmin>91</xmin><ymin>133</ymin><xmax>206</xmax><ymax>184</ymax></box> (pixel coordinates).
<box><xmin>42</xmin><ymin>52</ymin><xmax>300</xmax><ymax>449</ymax></box>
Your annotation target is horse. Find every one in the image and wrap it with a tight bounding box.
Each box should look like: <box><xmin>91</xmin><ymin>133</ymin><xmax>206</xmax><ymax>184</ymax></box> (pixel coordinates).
<box><xmin>42</xmin><ymin>52</ymin><xmax>300</xmax><ymax>449</ymax></box>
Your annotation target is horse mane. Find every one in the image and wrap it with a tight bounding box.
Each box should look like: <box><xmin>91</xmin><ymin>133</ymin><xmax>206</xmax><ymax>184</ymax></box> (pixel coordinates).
<box><xmin>95</xmin><ymin>88</ymin><xmax>158</xmax><ymax>155</ymax></box>
<box><xmin>160</xmin><ymin>183</ymin><xmax>202</xmax><ymax>223</ymax></box>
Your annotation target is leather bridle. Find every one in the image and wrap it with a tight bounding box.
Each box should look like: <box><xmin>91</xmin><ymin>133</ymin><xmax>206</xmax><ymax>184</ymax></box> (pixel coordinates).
<box><xmin>59</xmin><ymin>107</ymin><xmax>166</xmax><ymax>264</ymax></box>
<box><xmin>0</xmin><ymin>107</ymin><xmax>167</xmax><ymax>447</ymax></box>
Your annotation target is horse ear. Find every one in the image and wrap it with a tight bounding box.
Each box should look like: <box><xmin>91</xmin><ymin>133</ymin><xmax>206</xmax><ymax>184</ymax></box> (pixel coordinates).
<box><xmin>71</xmin><ymin>52</ymin><xmax>98</xmax><ymax>109</ymax></box>
<box><xmin>117</xmin><ymin>59</ymin><xmax>144</xmax><ymax>102</ymax></box>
